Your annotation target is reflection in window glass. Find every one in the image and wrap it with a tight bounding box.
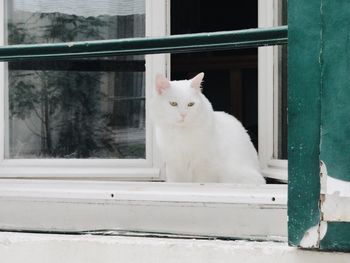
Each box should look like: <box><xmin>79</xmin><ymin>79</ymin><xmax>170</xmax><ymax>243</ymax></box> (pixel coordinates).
<box><xmin>6</xmin><ymin>0</ymin><xmax>146</xmax><ymax>159</ymax></box>
<box><xmin>275</xmin><ymin>0</ymin><xmax>288</xmax><ymax>159</ymax></box>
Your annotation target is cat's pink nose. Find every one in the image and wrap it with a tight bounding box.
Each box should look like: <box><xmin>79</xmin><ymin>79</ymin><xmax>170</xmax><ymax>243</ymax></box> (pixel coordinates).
<box><xmin>180</xmin><ymin>113</ymin><xmax>187</xmax><ymax>119</ymax></box>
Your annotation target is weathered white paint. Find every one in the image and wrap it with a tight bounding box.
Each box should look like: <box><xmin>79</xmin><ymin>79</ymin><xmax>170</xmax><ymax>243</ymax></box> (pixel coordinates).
<box><xmin>322</xmin><ymin>195</ymin><xmax>350</xmax><ymax>221</ymax></box>
<box><xmin>324</xmin><ymin>173</ymin><xmax>350</xmax><ymax>197</ymax></box>
<box><xmin>300</xmin><ymin>160</ymin><xmax>350</xmax><ymax>249</ymax></box>
<box><xmin>0</xmin><ymin>232</ymin><xmax>349</xmax><ymax>263</ymax></box>
<box><xmin>320</xmin><ymin>160</ymin><xmax>350</xmax><ymax>197</ymax></box>
<box><xmin>0</xmin><ymin>180</ymin><xmax>287</xmax><ymax>241</ymax></box>
<box><xmin>320</xmin><ymin>161</ymin><xmax>350</xmax><ymax>222</ymax></box>
<box><xmin>299</xmin><ymin>222</ymin><xmax>327</xmax><ymax>248</ymax></box>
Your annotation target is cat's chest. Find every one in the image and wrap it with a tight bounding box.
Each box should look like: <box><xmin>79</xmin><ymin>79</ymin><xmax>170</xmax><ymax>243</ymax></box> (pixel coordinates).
<box><xmin>158</xmin><ymin>128</ymin><xmax>207</xmax><ymax>157</ymax></box>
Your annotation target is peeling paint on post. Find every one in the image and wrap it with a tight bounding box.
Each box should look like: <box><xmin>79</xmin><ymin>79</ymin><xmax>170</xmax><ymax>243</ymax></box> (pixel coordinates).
<box><xmin>289</xmin><ymin>0</ymin><xmax>350</xmax><ymax>252</ymax></box>
<box><xmin>320</xmin><ymin>161</ymin><xmax>350</xmax><ymax>222</ymax></box>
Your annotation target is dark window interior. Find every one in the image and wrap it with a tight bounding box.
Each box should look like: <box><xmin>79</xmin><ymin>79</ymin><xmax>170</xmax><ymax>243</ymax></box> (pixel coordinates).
<box><xmin>171</xmin><ymin>0</ymin><xmax>259</xmax><ymax>149</ymax></box>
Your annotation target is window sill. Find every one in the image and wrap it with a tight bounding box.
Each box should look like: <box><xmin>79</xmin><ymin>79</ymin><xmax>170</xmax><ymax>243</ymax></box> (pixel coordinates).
<box><xmin>0</xmin><ymin>160</ymin><xmax>160</xmax><ymax>180</ymax></box>
<box><xmin>262</xmin><ymin>159</ymin><xmax>288</xmax><ymax>183</ymax></box>
<box><xmin>0</xmin><ymin>179</ymin><xmax>287</xmax><ymax>241</ymax></box>
<box><xmin>0</xmin><ymin>232</ymin><xmax>348</xmax><ymax>263</ymax></box>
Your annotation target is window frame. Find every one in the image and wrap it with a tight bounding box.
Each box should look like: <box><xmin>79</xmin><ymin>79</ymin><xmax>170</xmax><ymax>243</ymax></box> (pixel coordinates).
<box><xmin>0</xmin><ymin>0</ymin><xmax>288</xmax><ymax>241</ymax></box>
<box><xmin>0</xmin><ymin>0</ymin><xmax>167</xmax><ymax>180</ymax></box>
<box><xmin>258</xmin><ymin>0</ymin><xmax>288</xmax><ymax>182</ymax></box>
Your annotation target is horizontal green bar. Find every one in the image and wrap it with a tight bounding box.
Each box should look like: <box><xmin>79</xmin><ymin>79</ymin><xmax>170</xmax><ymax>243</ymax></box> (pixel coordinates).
<box><xmin>0</xmin><ymin>26</ymin><xmax>287</xmax><ymax>61</ymax></box>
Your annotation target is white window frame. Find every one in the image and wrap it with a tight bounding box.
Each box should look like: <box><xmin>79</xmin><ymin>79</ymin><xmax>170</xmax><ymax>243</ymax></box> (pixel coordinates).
<box><xmin>258</xmin><ymin>0</ymin><xmax>288</xmax><ymax>182</ymax></box>
<box><xmin>0</xmin><ymin>0</ymin><xmax>288</xmax><ymax>241</ymax></box>
<box><xmin>0</xmin><ymin>0</ymin><xmax>167</xmax><ymax>180</ymax></box>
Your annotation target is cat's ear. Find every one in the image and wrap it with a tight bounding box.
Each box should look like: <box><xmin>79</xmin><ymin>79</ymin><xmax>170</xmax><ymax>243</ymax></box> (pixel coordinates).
<box><xmin>190</xmin><ymin>72</ymin><xmax>204</xmax><ymax>92</ymax></box>
<box><xmin>155</xmin><ymin>74</ymin><xmax>170</xmax><ymax>95</ymax></box>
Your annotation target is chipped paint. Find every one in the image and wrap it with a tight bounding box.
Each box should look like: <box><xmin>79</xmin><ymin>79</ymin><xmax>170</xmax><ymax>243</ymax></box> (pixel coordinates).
<box><xmin>300</xmin><ymin>160</ymin><xmax>350</xmax><ymax>248</ymax></box>
<box><xmin>322</xmin><ymin>195</ymin><xmax>350</xmax><ymax>221</ymax></box>
<box><xmin>300</xmin><ymin>222</ymin><xmax>327</xmax><ymax>248</ymax></box>
<box><xmin>298</xmin><ymin>163</ymin><xmax>327</xmax><ymax>248</ymax></box>
<box><xmin>320</xmin><ymin>161</ymin><xmax>350</xmax><ymax>221</ymax></box>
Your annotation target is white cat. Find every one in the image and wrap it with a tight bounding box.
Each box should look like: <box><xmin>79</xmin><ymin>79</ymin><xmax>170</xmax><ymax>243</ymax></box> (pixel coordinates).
<box><xmin>150</xmin><ymin>72</ymin><xmax>265</xmax><ymax>184</ymax></box>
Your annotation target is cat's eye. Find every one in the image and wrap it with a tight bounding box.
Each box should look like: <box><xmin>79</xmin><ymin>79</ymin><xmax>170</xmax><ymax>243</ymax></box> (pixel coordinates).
<box><xmin>169</xmin><ymin>101</ymin><xmax>178</xmax><ymax>107</ymax></box>
<box><xmin>188</xmin><ymin>102</ymin><xmax>195</xmax><ymax>107</ymax></box>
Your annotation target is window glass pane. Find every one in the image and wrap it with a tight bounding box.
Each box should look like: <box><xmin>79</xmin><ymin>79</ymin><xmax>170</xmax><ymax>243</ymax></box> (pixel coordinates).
<box><xmin>6</xmin><ymin>0</ymin><xmax>145</xmax><ymax>159</ymax></box>
<box><xmin>275</xmin><ymin>0</ymin><xmax>288</xmax><ymax>159</ymax></box>
<box><xmin>7</xmin><ymin>0</ymin><xmax>145</xmax><ymax>43</ymax></box>
<box><xmin>171</xmin><ymin>1</ymin><xmax>259</xmax><ymax>150</ymax></box>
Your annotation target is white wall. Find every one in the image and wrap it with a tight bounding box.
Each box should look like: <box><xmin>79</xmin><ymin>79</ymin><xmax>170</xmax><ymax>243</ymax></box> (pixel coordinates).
<box><xmin>0</xmin><ymin>232</ymin><xmax>348</xmax><ymax>263</ymax></box>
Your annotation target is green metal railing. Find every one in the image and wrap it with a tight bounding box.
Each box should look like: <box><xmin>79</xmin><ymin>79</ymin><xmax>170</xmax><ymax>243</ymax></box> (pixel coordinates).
<box><xmin>0</xmin><ymin>26</ymin><xmax>287</xmax><ymax>61</ymax></box>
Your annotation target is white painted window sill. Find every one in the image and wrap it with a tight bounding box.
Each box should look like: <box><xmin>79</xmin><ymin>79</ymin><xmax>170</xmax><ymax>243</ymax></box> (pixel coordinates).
<box><xmin>0</xmin><ymin>232</ymin><xmax>348</xmax><ymax>263</ymax></box>
<box><xmin>0</xmin><ymin>180</ymin><xmax>287</xmax><ymax>240</ymax></box>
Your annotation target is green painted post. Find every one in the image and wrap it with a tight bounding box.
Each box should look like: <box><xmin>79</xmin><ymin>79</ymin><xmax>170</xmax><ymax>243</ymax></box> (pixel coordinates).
<box><xmin>319</xmin><ymin>0</ymin><xmax>350</xmax><ymax>251</ymax></box>
<box><xmin>289</xmin><ymin>0</ymin><xmax>350</xmax><ymax>251</ymax></box>
<box><xmin>288</xmin><ymin>0</ymin><xmax>322</xmax><ymax>247</ymax></box>
<box><xmin>319</xmin><ymin>0</ymin><xmax>350</xmax><ymax>181</ymax></box>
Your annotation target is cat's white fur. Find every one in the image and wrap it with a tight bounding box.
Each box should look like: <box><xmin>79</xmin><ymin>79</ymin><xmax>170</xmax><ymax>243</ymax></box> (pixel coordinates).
<box><xmin>150</xmin><ymin>72</ymin><xmax>265</xmax><ymax>184</ymax></box>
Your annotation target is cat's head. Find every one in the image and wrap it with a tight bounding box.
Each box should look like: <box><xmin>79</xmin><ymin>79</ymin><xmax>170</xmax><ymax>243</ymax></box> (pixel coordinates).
<box><xmin>151</xmin><ymin>72</ymin><xmax>211</xmax><ymax>127</ymax></box>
